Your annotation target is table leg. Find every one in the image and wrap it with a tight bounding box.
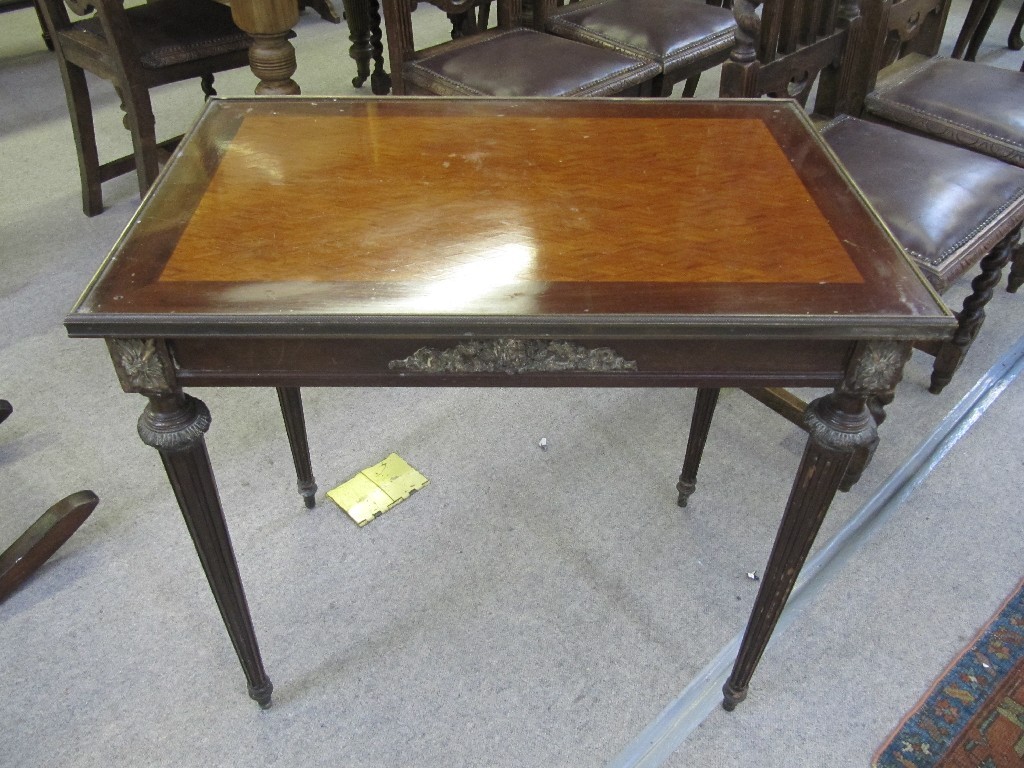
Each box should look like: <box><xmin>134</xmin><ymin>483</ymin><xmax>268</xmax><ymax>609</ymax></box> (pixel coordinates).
<box><xmin>277</xmin><ymin>387</ymin><xmax>318</xmax><ymax>508</ymax></box>
<box><xmin>137</xmin><ymin>392</ymin><xmax>274</xmax><ymax>708</ymax></box>
<box><xmin>230</xmin><ymin>0</ymin><xmax>301</xmax><ymax>95</ymax></box>
<box><xmin>676</xmin><ymin>387</ymin><xmax>720</xmax><ymax>507</ymax></box>
<box><xmin>722</xmin><ymin>388</ymin><xmax>876</xmax><ymax>710</ymax></box>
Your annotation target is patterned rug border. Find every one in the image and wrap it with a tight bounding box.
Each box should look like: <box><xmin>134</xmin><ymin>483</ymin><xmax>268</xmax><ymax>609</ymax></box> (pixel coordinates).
<box><xmin>872</xmin><ymin>575</ymin><xmax>1024</xmax><ymax>767</ymax></box>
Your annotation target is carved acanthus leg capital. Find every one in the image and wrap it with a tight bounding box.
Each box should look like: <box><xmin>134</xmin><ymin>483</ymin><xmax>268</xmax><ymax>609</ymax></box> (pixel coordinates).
<box><xmin>138</xmin><ymin>393</ymin><xmax>211</xmax><ymax>453</ymax></box>
<box><xmin>802</xmin><ymin>391</ymin><xmax>877</xmax><ymax>454</ymax></box>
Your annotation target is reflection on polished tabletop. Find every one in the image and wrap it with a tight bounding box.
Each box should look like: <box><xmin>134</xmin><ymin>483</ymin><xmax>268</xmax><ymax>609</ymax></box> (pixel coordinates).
<box><xmin>75</xmin><ymin>97</ymin><xmax>943</xmax><ymax>331</ymax></box>
<box><xmin>66</xmin><ymin>97</ymin><xmax>953</xmax><ymax>714</ymax></box>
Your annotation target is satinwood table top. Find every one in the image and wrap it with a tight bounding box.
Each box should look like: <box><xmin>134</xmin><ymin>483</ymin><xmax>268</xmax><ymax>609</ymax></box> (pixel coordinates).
<box><xmin>67</xmin><ymin>97</ymin><xmax>950</xmax><ymax>342</ymax></box>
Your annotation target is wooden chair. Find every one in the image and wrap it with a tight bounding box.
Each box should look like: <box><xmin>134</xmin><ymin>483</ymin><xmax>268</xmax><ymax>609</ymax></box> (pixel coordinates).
<box><xmin>35</xmin><ymin>0</ymin><xmax>253</xmax><ymax>215</ymax></box>
<box><xmin>381</xmin><ymin>0</ymin><xmax>661</xmax><ymax>96</ymax></box>
<box><xmin>537</xmin><ymin>0</ymin><xmax>737</xmax><ymax>97</ymax></box>
<box><xmin>851</xmin><ymin>0</ymin><xmax>1024</xmax><ymax>297</ymax></box>
<box><xmin>719</xmin><ymin>0</ymin><xmax>1024</xmax><ymax>395</ymax></box>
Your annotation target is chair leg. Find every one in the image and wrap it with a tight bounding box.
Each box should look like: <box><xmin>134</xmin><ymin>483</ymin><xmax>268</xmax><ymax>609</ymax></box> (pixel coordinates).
<box><xmin>929</xmin><ymin>230</ymin><xmax>1016</xmax><ymax>393</ymax></box>
<box><xmin>681</xmin><ymin>74</ymin><xmax>701</xmax><ymax>97</ymax></box>
<box><xmin>201</xmin><ymin>73</ymin><xmax>217</xmax><ymax>98</ymax></box>
<box><xmin>952</xmin><ymin>0</ymin><xmax>996</xmax><ymax>59</ymax></box>
<box><xmin>32</xmin><ymin>0</ymin><xmax>54</xmax><ymax>50</ymax></box>
<box><xmin>965</xmin><ymin>0</ymin><xmax>1003</xmax><ymax>61</ymax></box>
<box><xmin>57</xmin><ymin>60</ymin><xmax>104</xmax><ymax>216</ymax></box>
<box><xmin>1008</xmin><ymin>237</ymin><xmax>1024</xmax><ymax>293</ymax></box>
<box><xmin>1010</xmin><ymin>1</ymin><xmax>1024</xmax><ymax>50</ymax></box>
<box><xmin>117</xmin><ymin>84</ymin><xmax>161</xmax><ymax>195</ymax></box>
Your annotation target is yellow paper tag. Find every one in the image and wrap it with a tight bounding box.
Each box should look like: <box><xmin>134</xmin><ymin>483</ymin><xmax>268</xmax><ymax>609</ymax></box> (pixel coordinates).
<box><xmin>327</xmin><ymin>454</ymin><xmax>428</xmax><ymax>526</ymax></box>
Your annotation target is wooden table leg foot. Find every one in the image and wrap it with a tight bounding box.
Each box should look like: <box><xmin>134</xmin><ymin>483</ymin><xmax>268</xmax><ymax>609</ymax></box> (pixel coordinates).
<box><xmin>0</xmin><ymin>490</ymin><xmax>99</xmax><ymax>603</ymax></box>
<box><xmin>138</xmin><ymin>392</ymin><xmax>273</xmax><ymax>707</ymax></box>
<box><xmin>721</xmin><ymin>679</ymin><xmax>747</xmax><ymax>711</ymax></box>
<box><xmin>249</xmin><ymin>678</ymin><xmax>274</xmax><ymax>708</ymax></box>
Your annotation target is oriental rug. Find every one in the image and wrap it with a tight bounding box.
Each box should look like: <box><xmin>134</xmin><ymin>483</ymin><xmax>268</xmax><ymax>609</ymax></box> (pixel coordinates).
<box><xmin>873</xmin><ymin>577</ymin><xmax>1024</xmax><ymax>767</ymax></box>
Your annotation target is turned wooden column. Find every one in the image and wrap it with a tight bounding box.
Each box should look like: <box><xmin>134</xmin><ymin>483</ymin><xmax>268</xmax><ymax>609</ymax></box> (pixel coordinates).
<box><xmin>340</xmin><ymin>0</ymin><xmax>391</xmax><ymax>94</ymax></box>
<box><xmin>230</xmin><ymin>0</ymin><xmax>301</xmax><ymax>95</ymax></box>
<box><xmin>930</xmin><ymin>229</ymin><xmax>1017</xmax><ymax>393</ymax></box>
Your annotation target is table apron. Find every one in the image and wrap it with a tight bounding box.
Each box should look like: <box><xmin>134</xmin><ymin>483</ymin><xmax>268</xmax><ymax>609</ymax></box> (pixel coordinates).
<box><xmin>167</xmin><ymin>336</ymin><xmax>854</xmax><ymax>388</ymax></box>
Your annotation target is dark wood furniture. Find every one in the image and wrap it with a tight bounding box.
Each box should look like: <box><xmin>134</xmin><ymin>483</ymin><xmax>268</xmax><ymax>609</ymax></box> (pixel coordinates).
<box><xmin>0</xmin><ymin>400</ymin><xmax>98</xmax><ymax>603</ymax></box>
<box><xmin>381</xmin><ymin>0</ymin><xmax>660</xmax><ymax>95</ymax></box>
<box><xmin>0</xmin><ymin>491</ymin><xmax>99</xmax><ymax>603</ymax></box>
<box><xmin>35</xmin><ymin>0</ymin><xmax>253</xmax><ymax>215</ymax></box>
<box><xmin>66</xmin><ymin>96</ymin><xmax>953</xmax><ymax>712</ymax></box>
<box><xmin>951</xmin><ymin>0</ymin><xmax>1024</xmax><ymax>61</ymax></box>
<box><xmin>539</xmin><ymin>0</ymin><xmax>737</xmax><ymax>97</ymax></box>
<box><xmin>857</xmin><ymin>0</ymin><xmax>1024</xmax><ymax>280</ymax></box>
<box><xmin>720</xmin><ymin>0</ymin><xmax>1024</xmax><ymax>394</ymax></box>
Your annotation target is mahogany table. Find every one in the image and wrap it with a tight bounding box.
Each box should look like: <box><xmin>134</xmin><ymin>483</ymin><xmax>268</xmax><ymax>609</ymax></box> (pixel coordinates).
<box><xmin>66</xmin><ymin>97</ymin><xmax>953</xmax><ymax>712</ymax></box>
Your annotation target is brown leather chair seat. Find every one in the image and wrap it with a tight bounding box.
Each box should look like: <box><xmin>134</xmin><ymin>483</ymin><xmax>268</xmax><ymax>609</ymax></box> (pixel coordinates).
<box><xmin>543</xmin><ymin>0</ymin><xmax>736</xmax><ymax>96</ymax></box>
<box><xmin>820</xmin><ymin>115</ymin><xmax>1024</xmax><ymax>293</ymax></box>
<box><xmin>864</xmin><ymin>55</ymin><xmax>1024</xmax><ymax>169</ymax></box>
<box><xmin>404</xmin><ymin>26</ymin><xmax>660</xmax><ymax>96</ymax></box>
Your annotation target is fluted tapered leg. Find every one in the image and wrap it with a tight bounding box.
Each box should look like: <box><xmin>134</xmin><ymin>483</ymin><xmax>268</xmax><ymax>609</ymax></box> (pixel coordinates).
<box><xmin>277</xmin><ymin>387</ymin><xmax>317</xmax><ymax>508</ymax></box>
<box><xmin>138</xmin><ymin>393</ymin><xmax>273</xmax><ymax>708</ymax></box>
<box><xmin>723</xmin><ymin>389</ymin><xmax>875</xmax><ymax>710</ymax></box>
<box><xmin>677</xmin><ymin>388</ymin><xmax>720</xmax><ymax>507</ymax></box>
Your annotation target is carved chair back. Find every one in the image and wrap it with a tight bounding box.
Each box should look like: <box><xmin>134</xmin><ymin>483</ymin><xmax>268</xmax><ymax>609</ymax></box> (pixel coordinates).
<box><xmin>848</xmin><ymin>0</ymin><xmax>951</xmax><ymax>107</ymax></box>
<box><xmin>719</xmin><ymin>0</ymin><xmax>864</xmax><ymax>116</ymax></box>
